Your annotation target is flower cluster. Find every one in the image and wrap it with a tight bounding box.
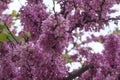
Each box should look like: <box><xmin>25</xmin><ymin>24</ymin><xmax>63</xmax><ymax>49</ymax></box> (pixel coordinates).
<box><xmin>0</xmin><ymin>0</ymin><xmax>11</xmax><ymax>15</ymax></box>
<box><xmin>0</xmin><ymin>42</ymin><xmax>68</xmax><ymax>80</ymax></box>
<box><xmin>20</xmin><ymin>3</ymin><xmax>49</xmax><ymax>41</ymax></box>
<box><xmin>77</xmin><ymin>34</ymin><xmax>120</xmax><ymax>80</ymax></box>
<box><xmin>58</xmin><ymin>0</ymin><xmax>120</xmax><ymax>31</ymax></box>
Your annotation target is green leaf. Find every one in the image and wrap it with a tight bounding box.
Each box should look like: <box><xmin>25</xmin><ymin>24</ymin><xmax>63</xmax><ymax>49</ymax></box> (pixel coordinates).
<box><xmin>0</xmin><ymin>22</ymin><xmax>6</xmax><ymax>30</ymax></box>
<box><xmin>0</xmin><ymin>33</ymin><xmax>8</xmax><ymax>42</ymax></box>
<box><xmin>15</xmin><ymin>36</ymin><xmax>25</xmax><ymax>42</ymax></box>
<box><xmin>11</xmin><ymin>10</ymin><xmax>18</xmax><ymax>17</ymax></box>
<box><xmin>2</xmin><ymin>28</ymin><xmax>10</xmax><ymax>36</ymax></box>
<box><xmin>25</xmin><ymin>31</ymin><xmax>31</xmax><ymax>37</ymax></box>
<box><xmin>6</xmin><ymin>33</ymin><xmax>25</xmax><ymax>42</ymax></box>
<box><xmin>67</xmin><ymin>59</ymin><xmax>74</xmax><ymax>63</ymax></box>
<box><xmin>61</xmin><ymin>54</ymin><xmax>70</xmax><ymax>59</ymax></box>
<box><xmin>2</xmin><ymin>26</ymin><xmax>25</xmax><ymax>42</ymax></box>
<box><xmin>61</xmin><ymin>54</ymin><xmax>74</xmax><ymax>63</ymax></box>
<box><xmin>113</xmin><ymin>29</ymin><xmax>120</xmax><ymax>34</ymax></box>
<box><xmin>98</xmin><ymin>39</ymin><xmax>103</xmax><ymax>43</ymax></box>
<box><xmin>0</xmin><ymin>23</ymin><xmax>25</xmax><ymax>43</ymax></box>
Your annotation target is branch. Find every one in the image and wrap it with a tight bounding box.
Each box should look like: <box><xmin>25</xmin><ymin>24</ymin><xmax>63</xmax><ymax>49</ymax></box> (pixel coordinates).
<box><xmin>60</xmin><ymin>1</ymin><xmax>69</xmax><ymax>18</ymax></box>
<box><xmin>68</xmin><ymin>16</ymin><xmax>120</xmax><ymax>33</ymax></box>
<box><xmin>65</xmin><ymin>64</ymin><xmax>94</xmax><ymax>80</ymax></box>
<box><xmin>106</xmin><ymin>17</ymin><xmax>120</xmax><ymax>21</ymax></box>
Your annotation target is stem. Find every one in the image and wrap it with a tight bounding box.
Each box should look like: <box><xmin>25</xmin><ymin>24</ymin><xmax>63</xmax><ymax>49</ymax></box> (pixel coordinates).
<box><xmin>98</xmin><ymin>0</ymin><xmax>105</xmax><ymax>20</ymax></box>
<box><xmin>4</xmin><ymin>23</ymin><xmax>18</xmax><ymax>44</ymax></box>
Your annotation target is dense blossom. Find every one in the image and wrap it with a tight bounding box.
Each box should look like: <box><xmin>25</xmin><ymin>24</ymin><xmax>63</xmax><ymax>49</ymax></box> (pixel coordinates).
<box><xmin>20</xmin><ymin>3</ymin><xmax>49</xmax><ymax>41</ymax></box>
<box><xmin>41</xmin><ymin>15</ymin><xmax>70</xmax><ymax>36</ymax></box>
<box><xmin>0</xmin><ymin>14</ymin><xmax>13</xmax><ymax>27</ymax></box>
<box><xmin>0</xmin><ymin>43</ymin><xmax>15</xmax><ymax>80</ymax></box>
<box><xmin>0</xmin><ymin>42</ymin><xmax>68</xmax><ymax>80</ymax></box>
<box><xmin>0</xmin><ymin>0</ymin><xmax>120</xmax><ymax>80</ymax></box>
<box><xmin>41</xmin><ymin>15</ymin><xmax>72</xmax><ymax>52</ymax></box>
<box><xmin>37</xmin><ymin>33</ymin><xmax>62</xmax><ymax>54</ymax></box>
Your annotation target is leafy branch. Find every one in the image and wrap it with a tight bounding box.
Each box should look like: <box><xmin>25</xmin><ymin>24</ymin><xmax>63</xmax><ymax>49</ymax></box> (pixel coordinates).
<box><xmin>0</xmin><ymin>22</ymin><xmax>24</xmax><ymax>43</ymax></box>
<box><xmin>4</xmin><ymin>23</ymin><xmax>18</xmax><ymax>44</ymax></box>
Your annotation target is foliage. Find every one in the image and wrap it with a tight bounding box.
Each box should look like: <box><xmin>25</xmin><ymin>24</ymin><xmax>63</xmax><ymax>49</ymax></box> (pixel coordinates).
<box><xmin>0</xmin><ymin>0</ymin><xmax>120</xmax><ymax>80</ymax></box>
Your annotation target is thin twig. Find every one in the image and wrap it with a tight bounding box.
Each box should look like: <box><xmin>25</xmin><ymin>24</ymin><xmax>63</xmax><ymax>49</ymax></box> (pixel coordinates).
<box><xmin>52</xmin><ymin>0</ymin><xmax>59</xmax><ymax>30</ymax></box>
<box><xmin>26</xmin><ymin>60</ymin><xmax>33</xmax><ymax>79</ymax></box>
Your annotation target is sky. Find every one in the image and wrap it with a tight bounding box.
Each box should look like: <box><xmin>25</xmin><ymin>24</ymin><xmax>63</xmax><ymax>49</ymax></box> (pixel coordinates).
<box><xmin>4</xmin><ymin>0</ymin><xmax>120</xmax><ymax>71</ymax></box>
